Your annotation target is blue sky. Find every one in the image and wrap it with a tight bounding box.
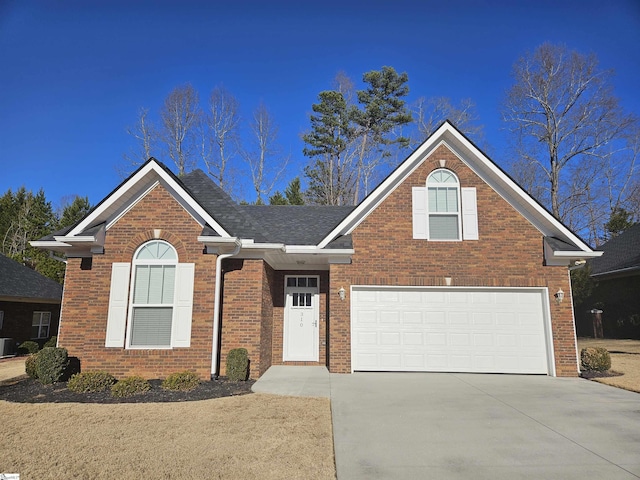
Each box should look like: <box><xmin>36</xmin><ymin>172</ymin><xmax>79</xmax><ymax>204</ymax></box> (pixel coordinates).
<box><xmin>1</xmin><ymin>0</ymin><xmax>639</xmax><ymax>208</ymax></box>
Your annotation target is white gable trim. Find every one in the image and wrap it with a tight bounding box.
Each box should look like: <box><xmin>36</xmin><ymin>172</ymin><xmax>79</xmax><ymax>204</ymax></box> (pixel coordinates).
<box><xmin>318</xmin><ymin>122</ymin><xmax>596</xmax><ymax>254</ymax></box>
<box><xmin>69</xmin><ymin>160</ymin><xmax>230</xmax><ymax>239</ymax></box>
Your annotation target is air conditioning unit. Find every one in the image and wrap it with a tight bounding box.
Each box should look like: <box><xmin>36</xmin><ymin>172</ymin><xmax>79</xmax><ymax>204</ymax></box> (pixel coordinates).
<box><xmin>0</xmin><ymin>338</ymin><xmax>16</xmax><ymax>357</ymax></box>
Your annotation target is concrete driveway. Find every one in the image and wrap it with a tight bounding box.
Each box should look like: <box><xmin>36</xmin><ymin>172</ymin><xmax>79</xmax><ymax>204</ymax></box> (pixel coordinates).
<box><xmin>330</xmin><ymin>373</ymin><xmax>640</xmax><ymax>479</ymax></box>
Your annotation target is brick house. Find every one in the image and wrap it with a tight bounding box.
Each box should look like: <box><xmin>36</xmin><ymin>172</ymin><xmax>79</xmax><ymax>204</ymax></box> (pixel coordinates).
<box><xmin>575</xmin><ymin>223</ymin><xmax>640</xmax><ymax>339</ymax></box>
<box><xmin>0</xmin><ymin>253</ymin><xmax>62</xmax><ymax>352</ymax></box>
<box><xmin>32</xmin><ymin>122</ymin><xmax>601</xmax><ymax>379</ymax></box>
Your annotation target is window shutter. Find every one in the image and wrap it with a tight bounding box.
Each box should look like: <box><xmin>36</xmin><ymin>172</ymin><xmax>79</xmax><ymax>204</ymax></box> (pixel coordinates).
<box><xmin>412</xmin><ymin>187</ymin><xmax>428</xmax><ymax>239</ymax></box>
<box><xmin>172</xmin><ymin>263</ymin><xmax>195</xmax><ymax>348</ymax></box>
<box><xmin>105</xmin><ymin>263</ymin><xmax>131</xmax><ymax>347</ymax></box>
<box><xmin>461</xmin><ymin>187</ymin><xmax>479</xmax><ymax>240</ymax></box>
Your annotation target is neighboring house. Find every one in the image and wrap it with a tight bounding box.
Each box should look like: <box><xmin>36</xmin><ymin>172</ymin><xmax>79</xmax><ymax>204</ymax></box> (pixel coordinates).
<box><xmin>32</xmin><ymin>122</ymin><xmax>601</xmax><ymax>380</ymax></box>
<box><xmin>576</xmin><ymin>224</ymin><xmax>640</xmax><ymax>339</ymax></box>
<box><xmin>0</xmin><ymin>253</ymin><xmax>62</xmax><ymax>349</ymax></box>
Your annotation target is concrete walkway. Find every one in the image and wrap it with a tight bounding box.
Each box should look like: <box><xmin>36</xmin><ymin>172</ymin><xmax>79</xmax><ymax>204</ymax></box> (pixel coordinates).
<box><xmin>0</xmin><ymin>357</ymin><xmax>26</xmax><ymax>384</ymax></box>
<box><xmin>254</xmin><ymin>367</ymin><xmax>640</xmax><ymax>479</ymax></box>
<box><xmin>251</xmin><ymin>365</ymin><xmax>330</xmax><ymax>397</ymax></box>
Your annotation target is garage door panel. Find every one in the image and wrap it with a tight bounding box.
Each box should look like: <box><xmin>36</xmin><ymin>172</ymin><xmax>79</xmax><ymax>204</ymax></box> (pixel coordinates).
<box><xmin>403</xmin><ymin>311</ymin><xmax>423</xmax><ymax>324</ymax></box>
<box><xmin>426</xmin><ymin>311</ymin><xmax>446</xmax><ymax>324</ymax></box>
<box><xmin>473</xmin><ymin>312</ymin><xmax>492</xmax><ymax>325</ymax></box>
<box><xmin>352</xmin><ymin>287</ymin><xmax>549</xmax><ymax>374</ymax></box>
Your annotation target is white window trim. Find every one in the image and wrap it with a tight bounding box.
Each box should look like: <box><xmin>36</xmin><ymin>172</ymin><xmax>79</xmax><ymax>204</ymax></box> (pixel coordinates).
<box><xmin>426</xmin><ymin>169</ymin><xmax>462</xmax><ymax>241</ymax></box>
<box><xmin>126</xmin><ymin>240</ymin><xmax>178</xmax><ymax>350</ymax></box>
<box><xmin>32</xmin><ymin>311</ymin><xmax>51</xmax><ymax>339</ymax></box>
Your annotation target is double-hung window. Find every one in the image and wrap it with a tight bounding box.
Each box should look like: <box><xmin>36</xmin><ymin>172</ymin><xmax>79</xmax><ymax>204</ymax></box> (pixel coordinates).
<box><xmin>412</xmin><ymin>168</ymin><xmax>478</xmax><ymax>241</ymax></box>
<box><xmin>427</xmin><ymin>169</ymin><xmax>461</xmax><ymax>240</ymax></box>
<box><xmin>128</xmin><ymin>241</ymin><xmax>177</xmax><ymax>348</ymax></box>
<box><xmin>32</xmin><ymin>311</ymin><xmax>51</xmax><ymax>339</ymax></box>
<box><xmin>105</xmin><ymin>239</ymin><xmax>195</xmax><ymax>350</ymax></box>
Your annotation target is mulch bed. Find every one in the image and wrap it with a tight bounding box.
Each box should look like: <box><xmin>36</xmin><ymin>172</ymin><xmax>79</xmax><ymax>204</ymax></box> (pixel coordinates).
<box><xmin>580</xmin><ymin>370</ymin><xmax>623</xmax><ymax>379</ymax></box>
<box><xmin>0</xmin><ymin>377</ymin><xmax>255</xmax><ymax>404</ymax></box>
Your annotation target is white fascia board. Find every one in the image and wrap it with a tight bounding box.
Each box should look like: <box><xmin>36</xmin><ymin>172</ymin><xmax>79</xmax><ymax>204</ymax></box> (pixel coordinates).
<box><xmin>241</xmin><ymin>243</ymin><xmax>286</xmax><ymax>251</ymax></box>
<box><xmin>70</xmin><ymin>161</ymin><xmax>230</xmax><ymax>238</ymax></box>
<box><xmin>53</xmin><ymin>235</ymin><xmax>95</xmax><ymax>243</ymax></box>
<box><xmin>30</xmin><ymin>240</ymin><xmax>72</xmax><ymax>249</ymax></box>
<box><xmin>443</xmin><ymin>129</ymin><xmax>596</xmax><ymax>253</ymax></box>
<box><xmin>318</xmin><ymin>121</ymin><xmax>596</xmax><ymax>254</ymax></box>
<box><xmin>197</xmin><ymin>236</ymin><xmax>241</xmax><ymax>244</ymax></box>
<box><xmin>543</xmin><ymin>241</ymin><xmax>603</xmax><ymax>266</ymax></box>
<box><xmin>285</xmin><ymin>246</ymin><xmax>355</xmax><ymax>255</ymax></box>
<box><xmin>552</xmin><ymin>250</ymin><xmax>602</xmax><ymax>258</ymax></box>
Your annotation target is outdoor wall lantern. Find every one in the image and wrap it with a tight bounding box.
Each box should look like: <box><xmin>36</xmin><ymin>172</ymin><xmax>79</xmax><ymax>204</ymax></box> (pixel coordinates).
<box><xmin>338</xmin><ymin>287</ymin><xmax>346</xmax><ymax>301</ymax></box>
<box><xmin>554</xmin><ymin>288</ymin><xmax>565</xmax><ymax>304</ymax></box>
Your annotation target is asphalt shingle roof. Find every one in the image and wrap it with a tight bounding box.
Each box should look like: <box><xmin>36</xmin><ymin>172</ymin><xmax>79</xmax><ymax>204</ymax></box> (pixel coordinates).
<box><xmin>180</xmin><ymin>170</ymin><xmax>270</xmax><ymax>242</ymax></box>
<box><xmin>181</xmin><ymin>169</ymin><xmax>354</xmax><ymax>246</ymax></box>
<box><xmin>240</xmin><ymin>205</ymin><xmax>355</xmax><ymax>245</ymax></box>
<box><xmin>589</xmin><ymin>223</ymin><xmax>640</xmax><ymax>276</ymax></box>
<box><xmin>0</xmin><ymin>253</ymin><xmax>63</xmax><ymax>301</ymax></box>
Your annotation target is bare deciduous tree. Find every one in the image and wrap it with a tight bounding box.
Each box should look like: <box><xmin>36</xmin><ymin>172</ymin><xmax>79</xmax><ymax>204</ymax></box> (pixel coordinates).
<box><xmin>200</xmin><ymin>85</ymin><xmax>240</xmax><ymax>192</ymax></box>
<box><xmin>160</xmin><ymin>83</ymin><xmax>201</xmax><ymax>175</ymax></box>
<box><xmin>414</xmin><ymin>97</ymin><xmax>483</xmax><ymax>141</ymax></box>
<box><xmin>120</xmin><ymin>107</ymin><xmax>157</xmax><ymax>177</ymax></box>
<box><xmin>241</xmin><ymin>102</ymin><xmax>288</xmax><ymax>204</ymax></box>
<box><xmin>503</xmin><ymin>42</ymin><xmax>636</xmax><ymax>238</ymax></box>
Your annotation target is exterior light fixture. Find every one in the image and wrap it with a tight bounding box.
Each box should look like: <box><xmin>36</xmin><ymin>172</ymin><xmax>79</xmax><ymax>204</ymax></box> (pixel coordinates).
<box><xmin>338</xmin><ymin>287</ymin><xmax>346</xmax><ymax>301</ymax></box>
<box><xmin>554</xmin><ymin>288</ymin><xmax>564</xmax><ymax>304</ymax></box>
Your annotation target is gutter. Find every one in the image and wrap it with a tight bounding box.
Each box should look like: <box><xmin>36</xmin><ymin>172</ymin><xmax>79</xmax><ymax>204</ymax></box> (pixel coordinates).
<box><xmin>210</xmin><ymin>238</ymin><xmax>242</xmax><ymax>379</ymax></box>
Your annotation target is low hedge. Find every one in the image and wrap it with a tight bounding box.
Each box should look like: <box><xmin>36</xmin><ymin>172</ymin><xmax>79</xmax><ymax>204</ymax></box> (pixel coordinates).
<box><xmin>581</xmin><ymin>347</ymin><xmax>612</xmax><ymax>372</ymax></box>
<box><xmin>162</xmin><ymin>371</ymin><xmax>200</xmax><ymax>391</ymax></box>
<box><xmin>111</xmin><ymin>376</ymin><xmax>151</xmax><ymax>398</ymax></box>
<box><xmin>25</xmin><ymin>354</ymin><xmax>39</xmax><ymax>379</ymax></box>
<box><xmin>68</xmin><ymin>371</ymin><xmax>116</xmax><ymax>393</ymax></box>
<box><xmin>18</xmin><ymin>341</ymin><xmax>39</xmax><ymax>355</ymax></box>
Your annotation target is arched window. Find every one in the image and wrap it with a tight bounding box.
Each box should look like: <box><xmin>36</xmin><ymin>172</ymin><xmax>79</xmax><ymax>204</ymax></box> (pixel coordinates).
<box><xmin>427</xmin><ymin>169</ymin><xmax>461</xmax><ymax>240</ymax></box>
<box><xmin>129</xmin><ymin>240</ymin><xmax>178</xmax><ymax>348</ymax></box>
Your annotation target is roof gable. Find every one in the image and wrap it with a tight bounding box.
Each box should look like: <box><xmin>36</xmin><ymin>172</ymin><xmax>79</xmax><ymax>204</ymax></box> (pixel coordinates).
<box><xmin>71</xmin><ymin>159</ymin><xmax>230</xmax><ymax>238</ymax></box>
<box><xmin>318</xmin><ymin>121</ymin><xmax>599</xmax><ymax>259</ymax></box>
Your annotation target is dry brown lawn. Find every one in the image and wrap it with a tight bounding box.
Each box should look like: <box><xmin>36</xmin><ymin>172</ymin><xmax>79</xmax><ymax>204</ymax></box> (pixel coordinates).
<box><xmin>577</xmin><ymin>338</ymin><xmax>640</xmax><ymax>394</ymax></box>
<box><xmin>0</xmin><ymin>394</ymin><xmax>336</xmax><ymax>479</ymax></box>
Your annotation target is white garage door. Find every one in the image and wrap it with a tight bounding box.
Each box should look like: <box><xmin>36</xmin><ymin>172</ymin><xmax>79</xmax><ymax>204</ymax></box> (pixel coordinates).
<box><xmin>351</xmin><ymin>287</ymin><xmax>551</xmax><ymax>374</ymax></box>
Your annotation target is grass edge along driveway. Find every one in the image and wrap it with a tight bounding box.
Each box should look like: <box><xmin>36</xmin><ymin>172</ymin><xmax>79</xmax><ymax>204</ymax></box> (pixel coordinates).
<box><xmin>0</xmin><ymin>393</ymin><xmax>336</xmax><ymax>480</ymax></box>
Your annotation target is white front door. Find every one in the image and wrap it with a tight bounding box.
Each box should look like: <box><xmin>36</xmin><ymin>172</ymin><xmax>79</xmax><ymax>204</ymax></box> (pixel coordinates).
<box><xmin>283</xmin><ymin>276</ymin><xmax>319</xmax><ymax>361</ymax></box>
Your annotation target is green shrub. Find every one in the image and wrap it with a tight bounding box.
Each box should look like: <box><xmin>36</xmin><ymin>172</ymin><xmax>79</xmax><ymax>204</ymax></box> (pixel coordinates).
<box><xmin>25</xmin><ymin>354</ymin><xmax>39</xmax><ymax>379</ymax></box>
<box><xmin>111</xmin><ymin>376</ymin><xmax>151</xmax><ymax>398</ymax></box>
<box><xmin>581</xmin><ymin>347</ymin><xmax>612</xmax><ymax>372</ymax></box>
<box><xmin>162</xmin><ymin>371</ymin><xmax>200</xmax><ymax>391</ymax></box>
<box><xmin>68</xmin><ymin>371</ymin><xmax>116</xmax><ymax>393</ymax></box>
<box><xmin>226</xmin><ymin>348</ymin><xmax>249</xmax><ymax>381</ymax></box>
<box><xmin>35</xmin><ymin>347</ymin><xmax>69</xmax><ymax>385</ymax></box>
<box><xmin>18</xmin><ymin>341</ymin><xmax>39</xmax><ymax>355</ymax></box>
<box><xmin>43</xmin><ymin>336</ymin><xmax>57</xmax><ymax>348</ymax></box>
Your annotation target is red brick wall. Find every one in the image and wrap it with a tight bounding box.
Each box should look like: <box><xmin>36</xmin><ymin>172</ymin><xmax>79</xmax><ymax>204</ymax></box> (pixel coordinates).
<box><xmin>58</xmin><ymin>184</ymin><xmax>216</xmax><ymax>380</ymax></box>
<box><xmin>219</xmin><ymin>258</ymin><xmax>267</xmax><ymax>378</ymax></box>
<box><xmin>329</xmin><ymin>144</ymin><xmax>578</xmax><ymax>376</ymax></box>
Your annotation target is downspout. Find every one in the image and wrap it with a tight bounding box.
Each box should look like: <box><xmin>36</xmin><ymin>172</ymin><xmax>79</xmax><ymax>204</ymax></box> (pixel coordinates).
<box><xmin>211</xmin><ymin>239</ymin><xmax>242</xmax><ymax>379</ymax></box>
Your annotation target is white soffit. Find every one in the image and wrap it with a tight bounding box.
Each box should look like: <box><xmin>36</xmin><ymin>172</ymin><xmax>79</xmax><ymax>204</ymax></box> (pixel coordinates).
<box><xmin>69</xmin><ymin>161</ymin><xmax>230</xmax><ymax>238</ymax></box>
